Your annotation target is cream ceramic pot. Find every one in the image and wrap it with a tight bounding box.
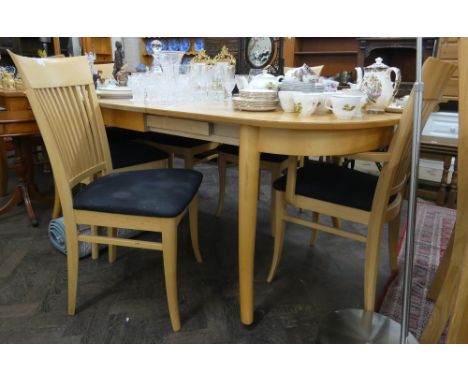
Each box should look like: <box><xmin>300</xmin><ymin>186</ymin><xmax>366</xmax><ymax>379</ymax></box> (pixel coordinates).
<box><xmin>355</xmin><ymin>57</ymin><xmax>401</xmax><ymax>112</ymax></box>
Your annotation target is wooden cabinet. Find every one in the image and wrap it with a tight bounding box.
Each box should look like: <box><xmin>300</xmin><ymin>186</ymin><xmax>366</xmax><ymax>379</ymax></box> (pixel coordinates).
<box><xmin>283</xmin><ymin>37</ymin><xmax>359</xmax><ymax>78</ymax></box>
<box><xmin>81</xmin><ymin>37</ymin><xmax>113</xmax><ymax>64</ymax></box>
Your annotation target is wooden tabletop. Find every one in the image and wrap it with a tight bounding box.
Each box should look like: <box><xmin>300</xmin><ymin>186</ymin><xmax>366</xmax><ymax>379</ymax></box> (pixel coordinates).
<box><xmin>0</xmin><ymin>89</ymin><xmax>26</xmax><ymax>97</ymax></box>
<box><xmin>98</xmin><ymin>99</ymin><xmax>401</xmax><ymax>130</ymax></box>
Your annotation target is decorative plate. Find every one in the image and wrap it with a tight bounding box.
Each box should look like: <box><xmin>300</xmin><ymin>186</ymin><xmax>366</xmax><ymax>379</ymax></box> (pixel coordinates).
<box><xmin>145</xmin><ymin>39</ymin><xmax>153</xmax><ymax>54</ymax></box>
<box><xmin>194</xmin><ymin>38</ymin><xmax>204</xmax><ymax>52</ymax></box>
<box><xmin>246</xmin><ymin>37</ymin><xmax>274</xmax><ymax>69</ymax></box>
<box><xmin>168</xmin><ymin>38</ymin><xmax>180</xmax><ymax>51</ymax></box>
<box><xmin>180</xmin><ymin>38</ymin><xmax>190</xmax><ymax>52</ymax></box>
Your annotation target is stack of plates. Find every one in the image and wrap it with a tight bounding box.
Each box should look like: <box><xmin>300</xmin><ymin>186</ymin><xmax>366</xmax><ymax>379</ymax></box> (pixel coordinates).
<box><xmin>96</xmin><ymin>86</ymin><xmax>133</xmax><ymax>99</ymax></box>
<box><xmin>232</xmin><ymin>96</ymin><xmax>278</xmax><ymax>111</ymax></box>
<box><xmin>233</xmin><ymin>89</ymin><xmax>278</xmax><ymax>111</ymax></box>
<box><xmin>279</xmin><ymin>80</ymin><xmax>324</xmax><ymax>93</ymax></box>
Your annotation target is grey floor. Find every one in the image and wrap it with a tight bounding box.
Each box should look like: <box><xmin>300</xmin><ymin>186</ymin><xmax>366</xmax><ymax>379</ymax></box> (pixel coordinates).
<box><xmin>0</xmin><ymin>159</ymin><xmax>393</xmax><ymax>343</ymax></box>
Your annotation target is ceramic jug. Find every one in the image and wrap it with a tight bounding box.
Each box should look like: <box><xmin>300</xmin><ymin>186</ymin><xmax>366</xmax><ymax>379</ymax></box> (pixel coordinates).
<box><xmin>355</xmin><ymin>57</ymin><xmax>401</xmax><ymax>112</ymax></box>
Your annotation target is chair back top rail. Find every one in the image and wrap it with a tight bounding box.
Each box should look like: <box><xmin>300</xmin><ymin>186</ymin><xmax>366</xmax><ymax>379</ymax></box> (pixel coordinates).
<box><xmin>8</xmin><ymin>51</ymin><xmax>113</xmax><ymax>213</ymax></box>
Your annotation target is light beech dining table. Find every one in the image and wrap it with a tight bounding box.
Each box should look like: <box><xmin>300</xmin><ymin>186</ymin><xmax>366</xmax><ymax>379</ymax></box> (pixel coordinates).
<box><xmin>98</xmin><ymin>98</ymin><xmax>401</xmax><ymax>325</ymax></box>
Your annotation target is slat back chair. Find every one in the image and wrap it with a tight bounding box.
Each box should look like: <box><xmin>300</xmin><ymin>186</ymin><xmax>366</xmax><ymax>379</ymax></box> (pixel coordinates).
<box><xmin>269</xmin><ymin>57</ymin><xmax>456</xmax><ymax>312</ymax></box>
<box><xmin>10</xmin><ymin>51</ymin><xmax>203</xmax><ymax>331</ymax></box>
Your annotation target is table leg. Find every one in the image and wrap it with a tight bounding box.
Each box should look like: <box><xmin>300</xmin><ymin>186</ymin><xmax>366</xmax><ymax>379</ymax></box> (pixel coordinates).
<box><xmin>238</xmin><ymin>125</ymin><xmax>260</xmax><ymax>325</ymax></box>
<box><xmin>0</xmin><ymin>136</ymin><xmax>43</xmax><ymax>226</ymax></box>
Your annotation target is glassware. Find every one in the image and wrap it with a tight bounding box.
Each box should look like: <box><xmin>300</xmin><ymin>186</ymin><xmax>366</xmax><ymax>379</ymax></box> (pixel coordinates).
<box><xmin>235</xmin><ymin>74</ymin><xmax>249</xmax><ymax>91</ymax></box>
<box><xmin>128</xmin><ymin>73</ymin><xmax>145</xmax><ymax>103</ymax></box>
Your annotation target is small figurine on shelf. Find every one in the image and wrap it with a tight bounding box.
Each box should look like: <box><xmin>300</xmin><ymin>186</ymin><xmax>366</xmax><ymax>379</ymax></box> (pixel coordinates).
<box><xmin>1</xmin><ymin>70</ymin><xmax>16</xmax><ymax>90</ymax></box>
<box><xmin>95</xmin><ymin>70</ymin><xmax>106</xmax><ymax>87</ymax></box>
<box><xmin>37</xmin><ymin>49</ymin><xmax>47</xmax><ymax>58</ymax></box>
<box><xmin>213</xmin><ymin>46</ymin><xmax>236</xmax><ymax>66</ymax></box>
<box><xmin>116</xmin><ymin>64</ymin><xmax>129</xmax><ymax>86</ymax></box>
<box><xmin>112</xmin><ymin>41</ymin><xmax>126</xmax><ymax>79</ymax></box>
<box><xmin>190</xmin><ymin>48</ymin><xmax>213</xmax><ymax>65</ymax></box>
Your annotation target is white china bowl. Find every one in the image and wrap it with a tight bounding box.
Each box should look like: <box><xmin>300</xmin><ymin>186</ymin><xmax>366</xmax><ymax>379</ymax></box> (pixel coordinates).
<box><xmin>327</xmin><ymin>94</ymin><xmax>362</xmax><ymax>120</ymax></box>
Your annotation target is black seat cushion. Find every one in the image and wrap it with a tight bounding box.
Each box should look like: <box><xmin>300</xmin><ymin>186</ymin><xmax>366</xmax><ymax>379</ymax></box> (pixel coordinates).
<box><xmin>142</xmin><ymin>132</ymin><xmax>209</xmax><ymax>148</ymax></box>
<box><xmin>109</xmin><ymin>140</ymin><xmax>169</xmax><ymax>169</ymax></box>
<box><xmin>273</xmin><ymin>162</ymin><xmax>396</xmax><ymax>211</ymax></box>
<box><xmin>74</xmin><ymin>169</ymin><xmax>203</xmax><ymax>218</ymax></box>
<box><xmin>106</xmin><ymin>127</ymin><xmax>142</xmax><ymax>142</ymax></box>
<box><xmin>218</xmin><ymin>144</ymin><xmax>288</xmax><ymax>163</ymax></box>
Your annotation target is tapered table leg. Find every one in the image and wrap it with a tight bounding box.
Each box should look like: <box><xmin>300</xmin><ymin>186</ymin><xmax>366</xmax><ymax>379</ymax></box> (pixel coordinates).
<box><xmin>238</xmin><ymin>125</ymin><xmax>260</xmax><ymax>325</ymax></box>
<box><xmin>0</xmin><ymin>138</ymin><xmax>8</xmax><ymax>197</ymax></box>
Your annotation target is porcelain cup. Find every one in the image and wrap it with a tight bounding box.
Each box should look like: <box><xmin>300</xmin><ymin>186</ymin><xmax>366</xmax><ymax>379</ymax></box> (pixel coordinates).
<box><xmin>326</xmin><ymin>94</ymin><xmax>362</xmax><ymax>120</ymax></box>
<box><xmin>297</xmin><ymin>93</ymin><xmax>322</xmax><ymax>117</ymax></box>
<box><xmin>315</xmin><ymin>92</ymin><xmax>336</xmax><ymax>114</ymax></box>
<box><xmin>342</xmin><ymin>89</ymin><xmax>368</xmax><ymax>117</ymax></box>
<box><xmin>279</xmin><ymin>91</ymin><xmax>301</xmax><ymax>112</ymax></box>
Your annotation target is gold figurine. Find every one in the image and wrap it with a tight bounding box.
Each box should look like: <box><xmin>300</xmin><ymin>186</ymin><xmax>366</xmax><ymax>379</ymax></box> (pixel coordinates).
<box><xmin>191</xmin><ymin>49</ymin><xmax>213</xmax><ymax>65</ymax></box>
<box><xmin>213</xmin><ymin>46</ymin><xmax>236</xmax><ymax>65</ymax></box>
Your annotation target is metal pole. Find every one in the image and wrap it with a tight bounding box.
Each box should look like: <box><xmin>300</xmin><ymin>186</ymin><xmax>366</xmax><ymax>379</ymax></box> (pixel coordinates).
<box><xmin>400</xmin><ymin>37</ymin><xmax>424</xmax><ymax>343</ymax></box>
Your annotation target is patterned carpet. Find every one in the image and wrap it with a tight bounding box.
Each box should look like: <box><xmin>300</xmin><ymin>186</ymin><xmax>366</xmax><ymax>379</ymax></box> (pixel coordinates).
<box><xmin>379</xmin><ymin>201</ymin><xmax>456</xmax><ymax>340</ymax></box>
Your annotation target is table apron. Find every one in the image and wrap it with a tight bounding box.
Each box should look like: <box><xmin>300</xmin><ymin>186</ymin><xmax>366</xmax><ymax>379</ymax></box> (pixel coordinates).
<box><xmin>101</xmin><ymin>107</ymin><xmax>395</xmax><ymax>155</ymax></box>
<box><xmin>256</xmin><ymin>125</ymin><xmax>395</xmax><ymax>156</ymax></box>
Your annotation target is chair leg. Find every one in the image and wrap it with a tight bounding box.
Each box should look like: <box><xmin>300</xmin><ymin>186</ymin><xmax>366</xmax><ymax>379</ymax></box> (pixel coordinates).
<box><xmin>0</xmin><ymin>139</ymin><xmax>7</xmax><ymax>197</ymax></box>
<box><xmin>331</xmin><ymin>217</ymin><xmax>341</xmax><ymax>229</ymax></box>
<box><xmin>65</xmin><ymin>223</ymin><xmax>79</xmax><ymax>315</ymax></box>
<box><xmin>108</xmin><ymin>227</ymin><xmax>117</xmax><ymax>263</ymax></box>
<box><xmin>52</xmin><ymin>183</ymin><xmax>62</xmax><ymax>219</ymax></box>
<box><xmin>215</xmin><ymin>154</ymin><xmax>227</xmax><ymax>217</ymax></box>
<box><xmin>188</xmin><ymin>197</ymin><xmax>202</xmax><ymax>264</ymax></box>
<box><xmin>168</xmin><ymin>153</ymin><xmax>175</xmax><ymax>168</ymax></box>
<box><xmin>184</xmin><ymin>153</ymin><xmax>194</xmax><ymax>170</ymax></box>
<box><xmin>91</xmin><ymin>225</ymin><xmax>99</xmax><ymax>260</ymax></box>
<box><xmin>162</xmin><ymin>222</ymin><xmax>181</xmax><ymax>331</ymax></box>
<box><xmin>258</xmin><ymin>169</ymin><xmax>261</xmax><ymax>201</ymax></box>
<box><xmin>309</xmin><ymin>212</ymin><xmax>319</xmax><ymax>246</ymax></box>
<box><xmin>388</xmin><ymin>212</ymin><xmax>401</xmax><ymax>273</ymax></box>
<box><xmin>364</xmin><ymin>230</ymin><xmax>383</xmax><ymax>312</ymax></box>
<box><xmin>267</xmin><ymin>191</ymin><xmax>287</xmax><ymax>283</ymax></box>
<box><xmin>270</xmin><ymin>167</ymin><xmax>282</xmax><ymax>237</ymax></box>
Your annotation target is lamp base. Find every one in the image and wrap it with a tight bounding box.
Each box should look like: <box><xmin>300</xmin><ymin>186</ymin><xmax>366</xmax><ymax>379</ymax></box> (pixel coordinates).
<box><xmin>317</xmin><ymin>309</ymin><xmax>418</xmax><ymax>344</ymax></box>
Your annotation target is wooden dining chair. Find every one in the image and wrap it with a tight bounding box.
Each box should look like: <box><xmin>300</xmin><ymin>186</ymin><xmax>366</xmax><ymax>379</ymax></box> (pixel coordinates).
<box><xmin>215</xmin><ymin>144</ymin><xmax>289</xmax><ymax>236</ymax></box>
<box><xmin>267</xmin><ymin>57</ymin><xmax>456</xmax><ymax>312</ymax></box>
<box><xmin>137</xmin><ymin>132</ymin><xmax>219</xmax><ymax>169</ymax></box>
<box><xmin>10</xmin><ymin>51</ymin><xmax>203</xmax><ymax>332</ymax></box>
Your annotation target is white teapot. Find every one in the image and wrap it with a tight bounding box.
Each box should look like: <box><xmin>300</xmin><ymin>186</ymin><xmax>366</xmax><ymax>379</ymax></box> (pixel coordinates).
<box><xmin>248</xmin><ymin>70</ymin><xmax>283</xmax><ymax>90</ymax></box>
<box><xmin>355</xmin><ymin>57</ymin><xmax>401</xmax><ymax>113</ymax></box>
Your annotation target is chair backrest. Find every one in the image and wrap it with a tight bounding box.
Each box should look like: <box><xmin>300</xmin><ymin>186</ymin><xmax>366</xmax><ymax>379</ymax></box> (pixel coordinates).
<box><xmin>371</xmin><ymin>57</ymin><xmax>456</xmax><ymax>217</ymax></box>
<box><xmin>8</xmin><ymin>51</ymin><xmax>113</xmax><ymax>215</ymax></box>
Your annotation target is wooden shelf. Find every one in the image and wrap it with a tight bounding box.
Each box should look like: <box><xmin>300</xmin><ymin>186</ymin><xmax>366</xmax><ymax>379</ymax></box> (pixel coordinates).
<box><xmin>81</xmin><ymin>37</ymin><xmax>112</xmax><ymax>64</ymax></box>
